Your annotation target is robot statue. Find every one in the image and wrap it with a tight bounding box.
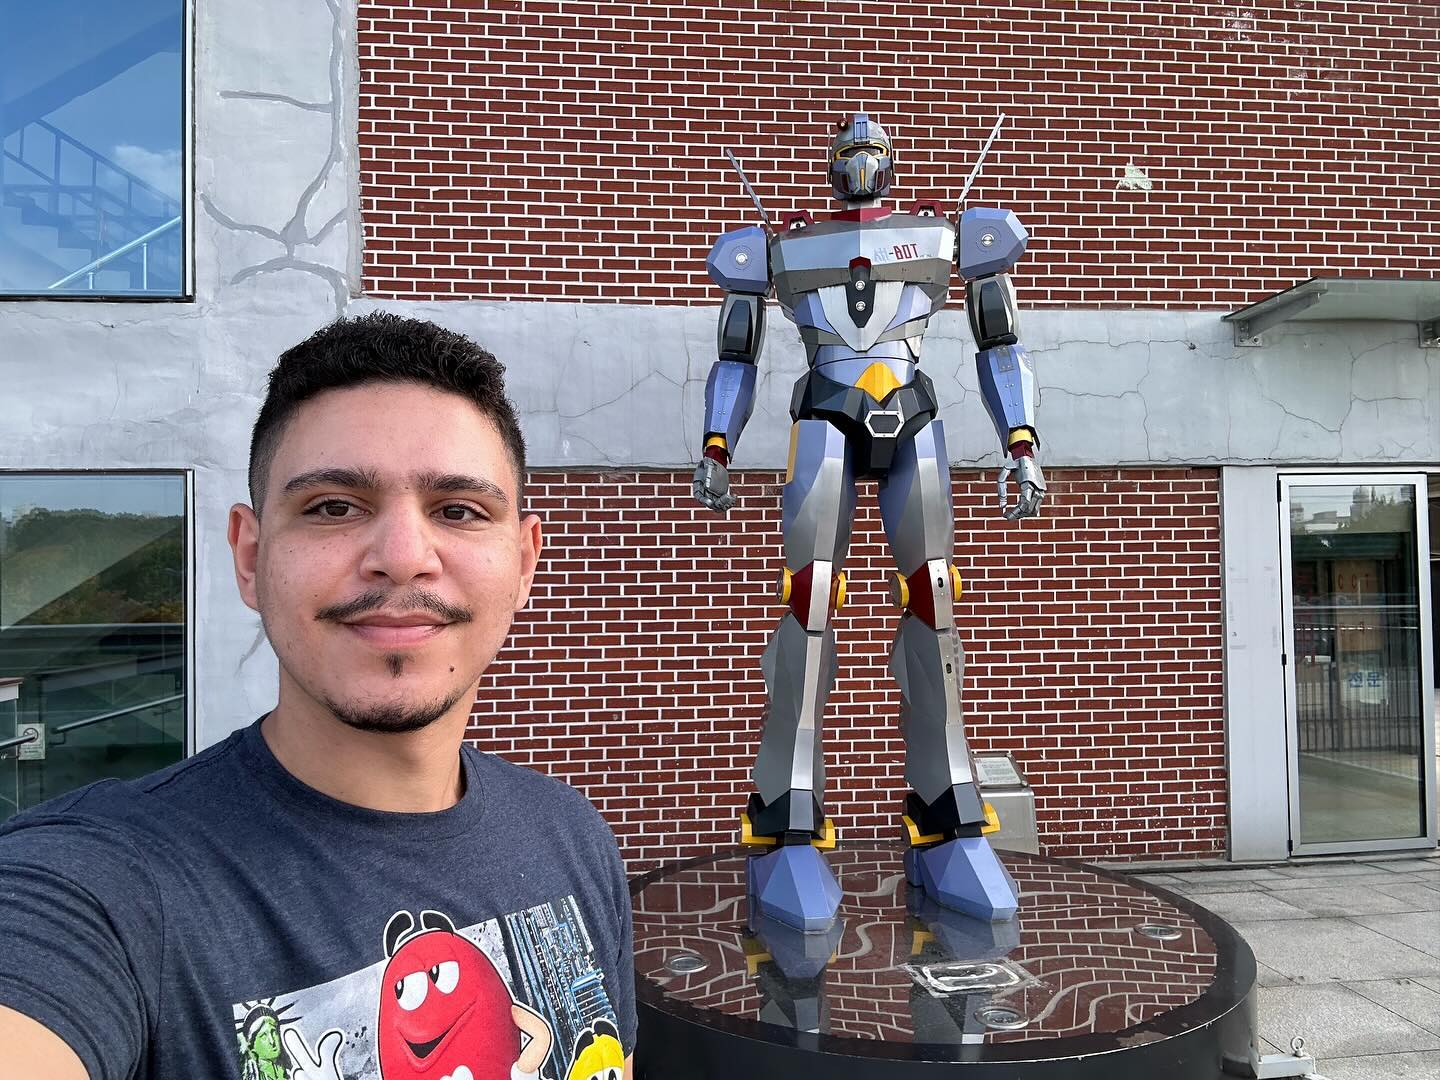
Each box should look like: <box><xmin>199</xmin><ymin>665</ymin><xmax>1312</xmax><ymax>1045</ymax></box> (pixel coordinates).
<box><xmin>693</xmin><ymin>114</ymin><xmax>1045</xmax><ymax>932</ymax></box>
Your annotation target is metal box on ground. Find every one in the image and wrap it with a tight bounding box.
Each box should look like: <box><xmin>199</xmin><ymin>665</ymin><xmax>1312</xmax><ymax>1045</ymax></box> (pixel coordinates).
<box><xmin>974</xmin><ymin>753</ymin><xmax>1039</xmax><ymax>854</ymax></box>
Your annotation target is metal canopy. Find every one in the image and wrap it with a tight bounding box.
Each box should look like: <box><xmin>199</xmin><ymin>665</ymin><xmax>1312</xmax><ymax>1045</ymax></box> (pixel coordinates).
<box><xmin>1222</xmin><ymin>276</ymin><xmax>1440</xmax><ymax>348</ymax></box>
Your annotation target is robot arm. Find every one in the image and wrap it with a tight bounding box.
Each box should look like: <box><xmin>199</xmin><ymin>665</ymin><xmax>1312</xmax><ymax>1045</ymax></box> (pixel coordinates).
<box><xmin>957</xmin><ymin>207</ymin><xmax>1046</xmax><ymax>520</ymax></box>
<box><xmin>695</xmin><ymin>225</ymin><xmax>770</xmax><ymax>513</ymax></box>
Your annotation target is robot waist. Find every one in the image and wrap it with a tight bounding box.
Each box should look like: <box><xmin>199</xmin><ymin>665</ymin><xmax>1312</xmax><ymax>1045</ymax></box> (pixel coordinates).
<box><xmin>812</xmin><ymin>353</ymin><xmax>917</xmax><ymax>390</ymax></box>
<box><xmin>789</xmin><ymin>366</ymin><xmax>938</xmax><ymax>449</ymax></box>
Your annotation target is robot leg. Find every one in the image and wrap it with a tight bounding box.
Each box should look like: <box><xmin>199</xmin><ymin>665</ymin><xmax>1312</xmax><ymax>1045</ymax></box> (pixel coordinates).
<box><xmin>744</xmin><ymin>419</ymin><xmax>856</xmax><ymax>931</ymax></box>
<box><xmin>878</xmin><ymin>419</ymin><xmax>1018</xmax><ymax>921</ymax></box>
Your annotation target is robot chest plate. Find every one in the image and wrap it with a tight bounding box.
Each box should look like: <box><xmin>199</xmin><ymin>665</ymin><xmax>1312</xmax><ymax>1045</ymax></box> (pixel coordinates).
<box><xmin>771</xmin><ymin>216</ymin><xmax>954</xmax><ymax>352</ymax></box>
<box><xmin>771</xmin><ymin>216</ymin><xmax>954</xmax><ymax>288</ymax></box>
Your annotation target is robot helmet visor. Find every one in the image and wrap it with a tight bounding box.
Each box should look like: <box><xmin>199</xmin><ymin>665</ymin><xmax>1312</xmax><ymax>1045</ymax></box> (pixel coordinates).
<box><xmin>834</xmin><ymin>142</ymin><xmax>890</xmax><ymax>162</ymax></box>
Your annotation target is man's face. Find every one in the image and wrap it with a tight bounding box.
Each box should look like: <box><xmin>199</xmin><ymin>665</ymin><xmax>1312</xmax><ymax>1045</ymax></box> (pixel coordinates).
<box><xmin>229</xmin><ymin>383</ymin><xmax>540</xmax><ymax>733</ymax></box>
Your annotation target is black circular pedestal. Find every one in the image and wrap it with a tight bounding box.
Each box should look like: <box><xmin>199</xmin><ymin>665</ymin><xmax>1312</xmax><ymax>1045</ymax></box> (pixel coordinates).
<box><xmin>632</xmin><ymin>844</ymin><xmax>1257</xmax><ymax>1079</ymax></box>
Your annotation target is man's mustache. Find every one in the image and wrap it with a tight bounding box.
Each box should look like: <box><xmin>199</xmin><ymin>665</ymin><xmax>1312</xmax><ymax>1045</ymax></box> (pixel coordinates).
<box><xmin>314</xmin><ymin>589</ymin><xmax>473</xmax><ymax>624</ymax></box>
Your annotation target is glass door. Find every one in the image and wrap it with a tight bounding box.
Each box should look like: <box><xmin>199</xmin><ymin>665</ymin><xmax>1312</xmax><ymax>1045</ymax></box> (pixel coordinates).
<box><xmin>1280</xmin><ymin>475</ymin><xmax>1436</xmax><ymax>854</ymax></box>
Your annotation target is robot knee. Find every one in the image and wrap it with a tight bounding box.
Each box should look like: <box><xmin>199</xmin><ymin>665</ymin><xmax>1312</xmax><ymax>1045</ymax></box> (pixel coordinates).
<box><xmin>779</xmin><ymin>560</ymin><xmax>847</xmax><ymax>631</ymax></box>
<box><xmin>890</xmin><ymin>560</ymin><xmax>961</xmax><ymax>630</ymax></box>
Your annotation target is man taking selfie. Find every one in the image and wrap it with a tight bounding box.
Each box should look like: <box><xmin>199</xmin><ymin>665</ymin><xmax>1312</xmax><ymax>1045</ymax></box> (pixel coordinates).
<box><xmin>0</xmin><ymin>314</ymin><xmax>636</xmax><ymax>1080</ymax></box>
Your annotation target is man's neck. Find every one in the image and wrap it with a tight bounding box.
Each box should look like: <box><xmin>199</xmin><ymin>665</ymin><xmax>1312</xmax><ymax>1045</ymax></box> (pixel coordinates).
<box><xmin>260</xmin><ymin>688</ymin><xmax>471</xmax><ymax>813</ymax></box>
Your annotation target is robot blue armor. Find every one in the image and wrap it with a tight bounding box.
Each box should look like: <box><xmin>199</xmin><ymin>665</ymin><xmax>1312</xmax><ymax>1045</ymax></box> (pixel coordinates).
<box><xmin>694</xmin><ymin>114</ymin><xmax>1046</xmax><ymax>932</ymax></box>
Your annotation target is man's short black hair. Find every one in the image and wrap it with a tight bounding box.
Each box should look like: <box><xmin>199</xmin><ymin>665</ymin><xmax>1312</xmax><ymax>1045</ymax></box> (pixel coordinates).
<box><xmin>249</xmin><ymin>313</ymin><xmax>527</xmax><ymax>511</ymax></box>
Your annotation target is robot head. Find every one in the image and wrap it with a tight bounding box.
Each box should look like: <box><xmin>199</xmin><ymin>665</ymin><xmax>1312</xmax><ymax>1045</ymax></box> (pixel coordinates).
<box><xmin>828</xmin><ymin>113</ymin><xmax>893</xmax><ymax>202</ymax></box>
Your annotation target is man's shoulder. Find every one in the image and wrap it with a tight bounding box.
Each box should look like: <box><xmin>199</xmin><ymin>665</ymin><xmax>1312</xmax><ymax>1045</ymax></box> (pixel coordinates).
<box><xmin>466</xmin><ymin>746</ymin><xmax>607</xmax><ymax>827</ymax></box>
<box><xmin>0</xmin><ymin>728</ymin><xmax>248</xmax><ymax>844</ymax></box>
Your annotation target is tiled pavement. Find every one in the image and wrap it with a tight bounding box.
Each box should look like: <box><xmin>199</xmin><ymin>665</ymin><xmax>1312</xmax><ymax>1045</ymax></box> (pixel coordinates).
<box><xmin>1131</xmin><ymin>851</ymin><xmax>1440</xmax><ymax>1079</ymax></box>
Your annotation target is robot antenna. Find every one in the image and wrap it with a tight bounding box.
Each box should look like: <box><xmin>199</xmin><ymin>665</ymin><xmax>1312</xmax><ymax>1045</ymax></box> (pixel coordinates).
<box><xmin>725</xmin><ymin>149</ymin><xmax>774</xmax><ymax>235</ymax></box>
<box><xmin>954</xmin><ymin>114</ymin><xmax>1008</xmax><ymax>213</ymax></box>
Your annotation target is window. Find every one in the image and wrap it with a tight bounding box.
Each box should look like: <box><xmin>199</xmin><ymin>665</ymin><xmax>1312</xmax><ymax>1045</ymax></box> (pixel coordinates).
<box><xmin>0</xmin><ymin>474</ymin><xmax>188</xmax><ymax>823</ymax></box>
<box><xmin>0</xmin><ymin>2</ymin><xmax>188</xmax><ymax>298</ymax></box>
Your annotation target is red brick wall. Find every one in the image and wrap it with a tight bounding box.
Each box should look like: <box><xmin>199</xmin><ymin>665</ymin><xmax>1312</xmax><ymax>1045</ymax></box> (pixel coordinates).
<box><xmin>358</xmin><ymin>0</ymin><xmax>1440</xmax><ymax>306</ymax></box>
<box><xmin>467</xmin><ymin>467</ymin><xmax>1226</xmax><ymax>871</ymax></box>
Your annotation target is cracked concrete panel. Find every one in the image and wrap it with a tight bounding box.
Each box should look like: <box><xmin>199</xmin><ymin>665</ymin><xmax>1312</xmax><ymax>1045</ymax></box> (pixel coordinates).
<box><xmin>1137</xmin><ymin>348</ymin><xmax>1231</xmax><ymax>463</ymax></box>
<box><xmin>1249</xmin><ymin>336</ymin><xmax>1359</xmax><ymax>435</ymax></box>
<box><xmin>196</xmin><ymin>210</ymin><xmax>287</xmax><ymax>290</ymax></box>
<box><xmin>297</xmin><ymin>174</ymin><xmax>351</xmax><ymax>261</ymax></box>
<box><xmin>204</xmin><ymin>0</ymin><xmax>339</xmax><ymax>106</ymax></box>
<box><xmin>1042</xmin><ymin>340</ymin><xmax>1152</xmax><ymax>400</ymax></box>
<box><xmin>406</xmin><ymin>302</ymin><xmax>1433</xmax><ymax>470</ymax></box>
<box><xmin>352</xmin><ymin>302</ymin><xmax>1440</xmax><ymax>468</ymax></box>
<box><xmin>202</xmin><ymin>98</ymin><xmax>336</xmax><ymax>237</ymax></box>
<box><xmin>1342</xmin><ymin>398</ymin><xmax>1432</xmax><ymax>461</ymax></box>
<box><xmin>1</xmin><ymin>315</ymin><xmax>205</xmax><ymax>461</ymax></box>
<box><xmin>1351</xmin><ymin>339</ymin><xmax>1434</xmax><ymax>402</ymax></box>
<box><xmin>1041</xmin><ymin>387</ymin><xmax>1153</xmax><ymax>463</ymax></box>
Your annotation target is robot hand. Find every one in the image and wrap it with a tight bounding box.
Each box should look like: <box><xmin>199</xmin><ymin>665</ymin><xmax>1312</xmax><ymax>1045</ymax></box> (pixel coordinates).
<box><xmin>693</xmin><ymin>457</ymin><xmax>737</xmax><ymax>514</ymax></box>
<box><xmin>997</xmin><ymin>456</ymin><xmax>1046</xmax><ymax>520</ymax></box>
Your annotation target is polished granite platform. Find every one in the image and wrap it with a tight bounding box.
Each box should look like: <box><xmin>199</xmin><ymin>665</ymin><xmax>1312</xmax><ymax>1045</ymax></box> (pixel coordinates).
<box><xmin>632</xmin><ymin>844</ymin><xmax>1257</xmax><ymax>1078</ymax></box>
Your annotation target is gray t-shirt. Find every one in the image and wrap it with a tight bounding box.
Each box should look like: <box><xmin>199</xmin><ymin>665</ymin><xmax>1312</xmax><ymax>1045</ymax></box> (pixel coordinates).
<box><xmin>0</xmin><ymin>720</ymin><xmax>636</xmax><ymax>1080</ymax></box>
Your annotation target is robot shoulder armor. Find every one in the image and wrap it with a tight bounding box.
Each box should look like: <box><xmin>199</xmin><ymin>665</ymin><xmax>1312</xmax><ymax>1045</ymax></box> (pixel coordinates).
<box><xmin>706</xmin><ymin>225</ymin><xmax>771</xmax><ymax>294</ymax></box>
<box><xmin>956</xmin><ymin>207</ymin><xmax>1029</xmax><ymax>279</ymax></box>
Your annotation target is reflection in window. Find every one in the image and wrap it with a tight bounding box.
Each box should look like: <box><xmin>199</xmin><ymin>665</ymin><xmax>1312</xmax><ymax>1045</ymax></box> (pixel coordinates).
<box><xmin>0</xmin><ymin>475</ymin><xmax>186</xmax><ymax>822</ymax></box>
<box><xmin>0</xmin><ymin>1</ymin><xmax>185</xmax><ymax>297</ymax></box>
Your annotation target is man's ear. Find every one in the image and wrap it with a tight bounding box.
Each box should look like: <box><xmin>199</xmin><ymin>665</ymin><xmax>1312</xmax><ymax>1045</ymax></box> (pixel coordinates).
<box><xmin>228</xmin><ymin>503</ymin><xmax>261</xmax><ymax>612</ymax></box>
<box><xmin>514</xmin><ymin>513</ymin><xmax>542</xmax><ymax>612</ymax></box>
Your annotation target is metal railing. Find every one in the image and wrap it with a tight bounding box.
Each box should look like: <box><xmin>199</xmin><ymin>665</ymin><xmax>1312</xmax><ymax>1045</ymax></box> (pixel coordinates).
<box><xmin>1</xmin><ymin>694</ymin><xmax>183</xmax><ymax>758</ymax></box>
<box><xmin>51</xmin><ymin>693</ymin><xmax>184</xmax><ymax>738</ymax></box>
<box><xmin>2</xmin><ymin>118</ymin><xmax>181</xmax><ymax>291</ymax></box>
<box><xmin>1292</xmin><ymin>603</ymin><xmax>1424</xmax><ymax>756</ymax></box>
<box><xmin>47</xmin><ymin>215</ymin><xmax>181</xmax><ymax>290</ymax></box>
<box><xmin>0</xmin><ymin>730</ymin><xmax>38</xmax><ymax>754</ymax></box>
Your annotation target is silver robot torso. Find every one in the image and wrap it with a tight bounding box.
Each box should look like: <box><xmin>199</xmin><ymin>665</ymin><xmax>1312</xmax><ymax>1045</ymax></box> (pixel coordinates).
<box><xmin>769</xmin><ymin>210</ymin><xmax>955</xmax><ymax>394</ymax></box>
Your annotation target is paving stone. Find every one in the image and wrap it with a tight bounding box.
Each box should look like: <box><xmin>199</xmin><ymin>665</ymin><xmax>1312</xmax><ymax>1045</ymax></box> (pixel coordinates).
<box><xmin>1267</xmin><ymin>869</ymin><xmax>1411</xmax><ymax>887</ymax></box>
<box><xmin>1373</xmin><ymin>859</ymin><xmax>1440</xmax><ymax>874</ymax></box>
<box><xmin>1165</xmin><ymin>868</ymin><xmax>1288</xmax><ymax>884</ymax></box>
<box><xmin>1186</xmin><ymin>890</ymin><xmax>1314</xmax><ymax>922</ymax></box>
<box><xmin>1371</xmin><ymin>882</ymin><xmax>1440</xmax><ymax>908</ymax></box>
<box><xmin>1346</xmin><ymin>978</ymin><xmax>1440</xmax><ymax>1037</ymax></box>
<box><xmin>1162</xmin><ymin>876</ymin><xmax>1275</xmax><ymax>896</ymax></box>
<box><xmin>1270</xmin><ymin>865</ymin><xmax>1414</xmax><ymax>884</ymax></box>
<box><xmin>1232</xmin><ymin>918</ymin><xmax>1440</xmax><ymax>982</ymax></box>
<box><xmin>1256</xmin><ymin>962</ymin><xmax>1296</xmax><ymax>987</ymax></box>
<box><xmin>1271</xmin><ymin>861</ymin><xmax>1390</xmax><ymax>877</ymax></box>
<box><xmin>1256</xmin><ymin>983</ymin><xmax>1440</xmax><ymax>1058</ymax></box>
<box><xmin>1356</xmin><ymin>912</ymin><xmax>1440</xmax><ymax>959</ymax></box>
<box><xmin>1263</xmin><ymin>882</ymin><xmax>1427</xmax><ymax>917</ymax></box>
<box><xmin>1313</xmin><ymin>1050</ymin><xmax>1440</xmax><ymax>1079</ymax></box>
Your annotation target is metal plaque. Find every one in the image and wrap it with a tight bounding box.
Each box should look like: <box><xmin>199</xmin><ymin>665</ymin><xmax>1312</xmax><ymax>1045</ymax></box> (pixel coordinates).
<box><xmin>17</xmin><ymin>723</ymin><xmax>45</xmax><ymax>761</ymax></box>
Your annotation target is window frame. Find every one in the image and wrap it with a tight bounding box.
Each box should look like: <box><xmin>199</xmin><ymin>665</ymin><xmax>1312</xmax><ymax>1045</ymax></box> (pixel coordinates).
<box><xmin>0</xmin><ymin>468</ymin><xmax>194</xmax><ymax>782</ymax></box>
<box><xmin>0</xmin><ymin>1</ymin><xmax>194</xmax><ymax>303</ymax></box>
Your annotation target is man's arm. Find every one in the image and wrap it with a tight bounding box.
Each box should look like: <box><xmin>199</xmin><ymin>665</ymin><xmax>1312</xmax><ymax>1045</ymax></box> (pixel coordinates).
<box><xmin>0</xmin><ymin>1004</ymin><xmax>89</xmax><ymax>1080</ymax></box>
<box><xmin>0</xmin><ymin>815</ymin><xmax>158</xmax><ymax>1080</ymax></box>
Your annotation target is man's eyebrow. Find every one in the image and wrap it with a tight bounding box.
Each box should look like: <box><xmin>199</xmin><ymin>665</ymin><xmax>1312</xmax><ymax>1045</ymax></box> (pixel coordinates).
<box><xmin>414</xmin><ymin>471</ymin><xmax>511</xmax><ymax>507</ymax></box>
<box><xmin>281</xmin><ymin>466</ymin><xmax>382</xmax><ymax>497</ymax></box>
<box><xmin>279</xmin><ymin>467</ymin><xmax>511</xmax><ymax>508</ymax></box>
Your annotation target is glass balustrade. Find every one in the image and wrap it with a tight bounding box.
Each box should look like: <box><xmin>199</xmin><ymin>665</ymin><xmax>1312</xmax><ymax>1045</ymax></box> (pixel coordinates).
<box><xmin>0</xmin><ymin>474</ymin><xmax>187</xmax><ymax>822</ymax></box>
